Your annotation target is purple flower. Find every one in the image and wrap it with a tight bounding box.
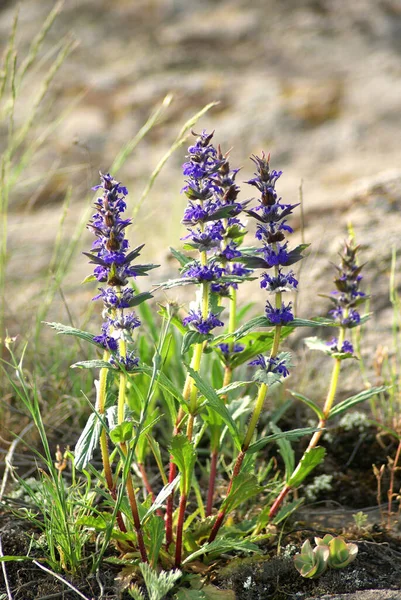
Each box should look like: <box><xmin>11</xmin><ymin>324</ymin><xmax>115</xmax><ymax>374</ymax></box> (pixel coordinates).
<box><xmin>183</xmin><ymin>262</ymin><xmax>224</xmax><ymax>282</ymax></box>
<box><xmin>111</xmin><ymin>312</ymin><xmax>141</xmax><ymax>333</ymax></box>
<box><xmin>249</xmin><ymin>354</ymin><xmax>290</xmax><ymax>377</ymax></box>
<box><xmin>110</xmin><ymin>351</ymin><xmax>139</xmax><ymax>371</ymax></box>
<box><xmin>326</xmin><ymin>337</ymin><xmax>354</xmax><ymax>354</ymax></box>
<box><xmin>92</xmin><ymin>287</ymin><xmax>135</xmax><ymax>309</ymax></box>
<box><xmin>327</xmin><ymin>240</ymin><xmax>367</xmax><ymax>329</ymax></box>
<box><xmin>263</xmin><ymin>243</ymin><xmax>289</xmax><ymax>267</ymax></box>
<box><xmin>183</xmin><ymin>310</ymin><xmax>224</xmax><ymax>334</ymax></box>
<box><xmin>93</xmin><ymin>321</ymin><xmax>118</xmax><ymax>351</ymax></box>
<box><xmin>260</xmin><ymin>270</ymin><xmax>298</xmax><ymax>292</ymax></box>
<box><xmin>341</xmin><ymin>340</ymin><xmax>354</xmax><ymax>353</ymax></box>
<box><xmin>218</xmin><ymin>343</ymin><xmax>244</xmax><ymax>357</ymax></box>
<box><xmin>265</xmin><ymin>301</ymin><xmax>294</xmax><ymax>324</ymax></box>
<box><xmin>329</xmin><ymin>306</ymin><xmax>361</xmax><ymax>327</ymax></box>
<box><xmin>220</xmin><ymin>242</ymin><xmax>242</xmax><ymax>261</ymax></box>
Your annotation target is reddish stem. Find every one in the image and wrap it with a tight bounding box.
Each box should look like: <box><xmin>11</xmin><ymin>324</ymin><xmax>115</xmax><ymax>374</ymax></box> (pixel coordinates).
<box><xmin>139</xmin><ymin>462</ymin><xmax>164</xmax><ymax>519</ymax></box>
<box><xmin>208</xmin><ymin>450</ymin><xmax>245</xmax><ymax>542</ymax></box>
<box><xmin>206</xmin><ymin>450</ymin><xmax>218</xmax><ymax>517</ymax></box>
<box><xmin>109</xmin><ymin>487</ymin><xmax>129</xmax><ymax>534</ymax></box>
<box><xmin>269</xmin><ymin>484</ymin><xmax>291</xmax><ymax>520</ymax></box>
<box><xmin>208</xmin><ymin>509</ymin><xmax>225</xmax><ymax>543</ymax></box>
<box><xmin>388</xmin><ymin>439</ymin><xmax>401</xmax><ymax>528</ymax></box>
<box><xmin>138</xmin><ymin>462</ymin><xmax>156</xmax><ymax>501</ymax></box>
<box><xmin>165</xmin><ymin>408</ymin><xmax>186</xmax><ymax>548</ymax></box>
<box><xmin>175</xmin><ymin>492</ymin><xmax>187</xmax><ymax>567</ymax></box>
<box><xmin>165</xmin><ymin>460</ymin><xmax>176</xmax><ymax>548</ymax></box>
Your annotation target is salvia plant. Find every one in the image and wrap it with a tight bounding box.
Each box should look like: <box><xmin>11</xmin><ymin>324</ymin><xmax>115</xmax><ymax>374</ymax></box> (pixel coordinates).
<box><xmin>43</xmin><ymin>129</ymin><xmax>383</xmax><ymax>587</ymax></box>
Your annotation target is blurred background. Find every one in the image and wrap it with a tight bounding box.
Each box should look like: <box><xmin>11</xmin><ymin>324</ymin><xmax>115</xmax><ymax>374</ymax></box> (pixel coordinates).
<box><xmin>2</xmin><ymin>0</ymin><xmax>401</xmax><ymax>349</ymax></box>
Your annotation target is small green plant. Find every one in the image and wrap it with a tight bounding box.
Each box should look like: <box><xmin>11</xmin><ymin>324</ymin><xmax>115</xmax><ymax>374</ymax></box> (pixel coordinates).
<box><xmin>316</xmin><ymin>534</ymin><xmax>358</xmax><ymax>569</ymax></box>
<box><xmin>352</xmin><ymin>510</ymin><xmax>369</xmax><ymax>531</ymax></box>
<box><xmin>293</xmin><ymin>539</ymin><xmax>329</xmax><ymax>579</ymax></box>
<box><xmin>294</xmin><ymin>535</ymin><xmax>358</xmax><ymax>578</ymax></box>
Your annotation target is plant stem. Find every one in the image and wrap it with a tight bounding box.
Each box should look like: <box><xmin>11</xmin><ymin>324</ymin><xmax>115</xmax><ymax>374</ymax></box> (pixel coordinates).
<box><xmin>116</xmin><ymin>328</ymin><xmax>148</xmax><ymax>562</ymax></box>
<box><xmin>209</xmin><ymin>316</ymin><xmax>283</xmax><ymax>542</ymax></box>
<box><xmin>117</xmin><ymin>337</ymin><xmax>127</xmax><ymax>424</ymax></box>
<box><xmin>269</xmin><ymin>325</ymin><xmax>346</xmax><ymax>520</ymax></box>
<box><xmin>206</xmin><ymin>288</ymin><xmax>236</xmax><ymax>515</ymax></box>
<box><xmin>388</xmin><ymin>438</ymin><xmax>401</xmax><ymax>529</ymax></box>
<box><xmin>165</xmin><ymin>399</ymin><xmax>188</xmax><ymax>548</ymax></box>
<box><xmin>96</xmin><ymin>353</ymin><xmax>129</xmax><ymax>535</ymax></box>
<box><xmin>175</xmin><ymin>492</ymin><xmax>187</xmax><ymax>567</ymax></box>
<box><xmin>206</xmin><ymin>449</ymin><xmax>218</xmax><ymax>517</ymax></box>
<box><xmin>186</xmin><ymin>277</ymin><xmax>209</xmax><ymax>439</ymax></box>
<box><xmin>174</xmin><ymin>256</ymin><xmax>210</xmax><ymax>559</ymax></box>
<box><xmin>120</xmin><ymin>442</ymin><xmax>148</xmax><ymax>562</ymax></box>
<box><xmin>138</xmin><ymin>462</ymin><xmax>156</xmax><ymax>502</ymax></box>
<box><xmin>97</xmin><ymin>355</ymin><xmax>113</xmax><ymax>489</ymax></box>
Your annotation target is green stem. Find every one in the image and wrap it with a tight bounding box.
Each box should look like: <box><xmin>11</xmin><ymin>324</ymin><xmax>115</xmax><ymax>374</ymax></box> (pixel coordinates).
<box><xmin>209</xmin><ymin>307</ymin><xmax>283</xmax><ymax>541</ymax></box>
<box><xmin>187</xmin><ymin>279</ymin><xmax>209</xmax><ymax>439</ymax></box>
<box><xmin>115</xmin><ymin>315</ymin><xmax>147</xmax><ymax>562</ymax></box>
<box><xmin>269</xmin><ymin>323</ymin><xmax>347</xmax><ymax>520</ymax></box>
<box><xmin>96</xmin><ymin>353</ymin><xmax>113</xmax><ymax>491</ymax></box>
<box><xmin>117</xmin><ymin>337</ymin><xmax>127</xmax><ymax>425</ymax></box>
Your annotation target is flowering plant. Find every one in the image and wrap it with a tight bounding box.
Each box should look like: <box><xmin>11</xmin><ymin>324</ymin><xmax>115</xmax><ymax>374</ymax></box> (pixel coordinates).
<box><xmin>45</xmin><ymin>130</ymin><xmax>383</xmax><ymax>589</ymax></box>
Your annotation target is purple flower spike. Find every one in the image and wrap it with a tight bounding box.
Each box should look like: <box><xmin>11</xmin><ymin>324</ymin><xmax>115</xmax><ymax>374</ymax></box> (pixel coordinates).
<box><xmin>249</xmin><ymin>354</ymin><xmax>290</xmax><ymax>378</ymax></box>
<box><xmin>265</xmin><ymin>301</ymin><xmax>294</xmax><ymax>324</ymax></box>
<box><xmin>183</xmin><ymin>309</ymin><xmax>224</xmax><ymax>334</ymax></box>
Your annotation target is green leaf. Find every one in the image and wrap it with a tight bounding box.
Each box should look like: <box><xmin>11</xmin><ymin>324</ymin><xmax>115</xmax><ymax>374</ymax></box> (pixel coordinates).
<box><xmin>204</xmin><ymin>204</ymin><xmax>242</xmax><ymax>221</ymax></box>
<box><xmin>186</xmin><ymin>366</ymin><xmax>241</xmax><ymax>450</ymax></box>
<box><xmin>304</xmin><ymin>336</ymin><xmax>355</xmax><ymax>359</ymax></box>
<box><xmin>142</xmin><ymin>476</ymin><xmax>180</xmax><ymax>524</ymax></box>
<box><xmin>270</xmin><ymin>423</ymin><xmax>294</xmax><ymax>480</ymax></box>
<box><xmin>127</xmin><ymin>291</ymin><xmax>154</xmax><ymax>308</ymax></box>
<box><xmin>109</xmin><ymin>421</ymin><xmax>134</xmax><ymax>444</ymax></box>
<box><xmin>290</xmin><ymin>390</ymin><xmax>325</xmax><ymax>420</ymax></box>
<box><xmin>71</xmin><ymin>359</ymin><xmax>115</xmax><ymax>370</ymax></box>
<box><xmin>81</xmin><ymin>274</ymin><xmax>97</xmax><ymax>284</ymax></box>
<box><xmin>226</xmin><ymin>223</ymin><xmax>247</xmax><ymax>241</ymax></box>
<box><xmin>215</xmin><ymin>381</ymin><xmax>251</xmax><ymax>395</ymax></box>
<box><xmin>272</xmin><ymin>498</ymin><xmax>304</xmax><ymax>525</ymax></box>
<box><xmin>182</xmin><ymin>537</ymin><xmax>258</xmax><ymax>564</ymax></box>
<box><xmin>181</xmin><ymin>331</ymin><xmax>213</xmax><ymax>356</ymax></box>
<box><xmin>253</xmin><ymin>368</ymin><xmax>284</xmax><ymax>387</ymax></box>
<box><xmin>285</xmin><ymin>243</ymin><xmax>310</xmax><ymax>266</ymax></box>
<box><xmin>229</xmin><ymin>334</ymin><xmax>275</xmax><ymax>368</ymax></box>
<box><xmin>76</xmin><ymin>513</ymin><xmax>112</xmax><ymax>531</ymax></box>
<box><xmin>133</xmin><ymin>363</ymin><xmax>185</xmax><ymax>407</ymax></box>
<box><xmin>287</xmin><ymin>447</ymin><xmax>326</xmax><ymax>488</ymax></box>
<box><xmin>44</xmin><ymin>322</ymin><xmax>100</xmax><ymax>347</ymax></box>
<box><xmin>124</xmin><ymin>243</ymin><xmax>145</xmax><ymax>263</ymax></box>
<box><xmin>159</xmin><ymin>277</ymin><xmax>197</xmax><ymax>290</ymax></box>
<box><xmin>221</xmin><ymin>472</ymin><xmax>263</xmax><ymax>514</ymax></box>
<box><xmin>203</xmin><ymin>586</ymin><xmax>236</xmax><ymax>600</ymax></box>
<box><xmin>170</xmin><ymin>246</ymin><xmax>192</xmax><ymax>267</ymax></box>
<box><xmin>170</xmin><ymin>435</ymin><xmax>196</xmax><ymax>495</ymax></box>
<box><xmin>328</xmin><ymin>537</ymin><xmax>358</xmax><ymax>568</ymax></box>
<box><xmin>144</xmin><ymin>516</ymin><xmax>165</xmax><ymax>568</ymax></box>
<box><xmin>247</xmin><ymin>427</ymin><xmax>318</xmax><ymax>454</ymax></box>
<box><xmin>139</xmin><ymin>563</ymin><xmax>182</xmax><ymax>600</ymax></box>
<box><xmin>175</xmin><ymin>589</ymin><xmax>206</xmax><ymax>600</ymax></box>
<box><xmin>233</xmin><ymin>316</ymin><xmax>271</xmax><ymax>339</ymax></box>
<box><xmin>304</xmin><ymin>336</ymin><xmax>333</xmax><ymax>353</ymax></box>
<box><xmin>329</xmin><ymin>386</ymin><xmax>387</xmax><ymax>418</ymax></box>
<box><xmin>74</xmin><ymin>412</ymin><xmax>102</xmax><ymax>471</ymax></box>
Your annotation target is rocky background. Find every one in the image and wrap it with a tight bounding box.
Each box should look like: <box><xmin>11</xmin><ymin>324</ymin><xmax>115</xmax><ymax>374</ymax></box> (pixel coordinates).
<box><xmin>2</xmin><ymin>0</ymin><xmax>401</xmax><ymax>379</ymax></box>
